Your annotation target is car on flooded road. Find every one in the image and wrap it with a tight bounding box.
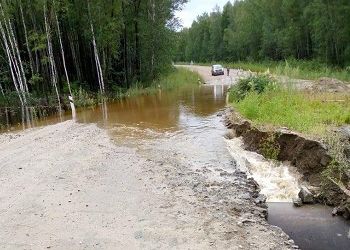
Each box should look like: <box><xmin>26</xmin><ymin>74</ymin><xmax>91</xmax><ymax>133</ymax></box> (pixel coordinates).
<box><xmin>211</xmin><ymin>64</ymin><xmax>225</xmax><ymax>76</ymax></box>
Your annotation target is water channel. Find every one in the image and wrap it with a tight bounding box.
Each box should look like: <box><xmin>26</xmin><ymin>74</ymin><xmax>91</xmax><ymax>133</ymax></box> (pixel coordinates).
<box><xmin>0</xmin><ymin>84</ymin><xmax>349</xmax><ymax>249</ymax></box>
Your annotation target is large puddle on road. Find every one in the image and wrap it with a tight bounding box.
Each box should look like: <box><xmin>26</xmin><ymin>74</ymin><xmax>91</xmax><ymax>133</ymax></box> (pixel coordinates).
<box><xmin>1</xmin><ymin>84</ymin><xmax>349</xmax><ymax>249</ymax></box>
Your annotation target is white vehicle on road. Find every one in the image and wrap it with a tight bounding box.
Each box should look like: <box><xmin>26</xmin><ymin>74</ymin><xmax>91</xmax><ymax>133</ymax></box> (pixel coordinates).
<box><xmin>211</xmin><ymin>64</ymin><xmax>225</xmax><ymax>76</ymax></box>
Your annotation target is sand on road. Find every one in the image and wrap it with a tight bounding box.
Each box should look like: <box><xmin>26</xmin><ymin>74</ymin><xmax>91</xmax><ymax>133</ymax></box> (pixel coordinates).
<box><xmin>0</xmin><ymin>99</ymin><xmax>294</xmax><ymax>248</ymax></box>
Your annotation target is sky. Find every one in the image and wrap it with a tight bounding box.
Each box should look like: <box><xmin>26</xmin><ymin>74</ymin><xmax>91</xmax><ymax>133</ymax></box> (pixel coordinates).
<box><xmin>176</xmin><ymin>0</ymin><xmax>232</xmax><ymax>28</ymax></box>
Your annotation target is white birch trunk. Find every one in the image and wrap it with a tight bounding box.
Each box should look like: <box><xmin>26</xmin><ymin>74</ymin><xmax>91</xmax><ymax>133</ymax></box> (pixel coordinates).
<box><xmin>44</xmin><ymin>2</ymin><xmax>61</xmax><ymax>109</ymax></box>
<box><xmin>0</xmin><ymin>3</ymin><xmax>24</xmax><ymax>95</ymax></box>
<box><xmin>0</xmin><ymin>18</ymin><xmax>24</xmax><ymax>105</ymax></box>
<box><xmin>0</xmin><ymin>82</ymin><xmax>4</xmax><ymax>96</ymax></box>
<box><xmin>88</xmin><ymin>0</ymin><xmax>105</xmax><ymax>94</ymax></box>
<box><xmin>54</xmin><ymin>3</ymin><xmax>72</xmax><ymax>96</ymax></box>
<box><xmin>20</xmin><ymin>2</ymin><xmax>34</xmax><ymax>75</ymax></box>
<box><xmin>8</xmin><ymin>20</ymin><xmax>29</xmax><ymax>93</ymax></box>
<box><xmin>0</xmin><ymin>2</ymin><xmax>28</xmax><ymax>93</ymax></box>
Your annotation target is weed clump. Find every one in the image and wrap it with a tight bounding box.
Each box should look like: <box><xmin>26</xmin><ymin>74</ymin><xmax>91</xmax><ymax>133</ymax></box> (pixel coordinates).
<box><xmin>228</xmin><ymin>74</ymin><xmax>275</xmax><ymax>102</ymax></box>
<box><xmin>260</xmin><ymin>133</ymin><xmax>280</xmax><ymax>160</ymax></box>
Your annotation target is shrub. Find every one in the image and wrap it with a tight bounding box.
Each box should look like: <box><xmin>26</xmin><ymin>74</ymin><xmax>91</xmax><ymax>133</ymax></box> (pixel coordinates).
<box><xmin>72</xmin><ymin>87</ymin><xmax>97</xmax><ymax>107</ymax></box>
<box><xmin>229</xmin><ymin>74</ymin><xmax>275</xmax><ymax>102</ymax></box>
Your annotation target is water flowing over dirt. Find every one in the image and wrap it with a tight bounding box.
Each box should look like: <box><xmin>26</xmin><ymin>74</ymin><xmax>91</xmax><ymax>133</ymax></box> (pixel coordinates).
<box><xmin>2</xmin><ymin>66</ymin><xmax>349</xmax><ymax>249</ymax></box>
<box><xmin>0</xmin><ymin>84</ymin><xmax>297</xmax><ymax>249</ymax></box>
<box><xmin>226</xmin><ymin>138</ymin><xmax>301</xmax><ymax>202</ymax></box>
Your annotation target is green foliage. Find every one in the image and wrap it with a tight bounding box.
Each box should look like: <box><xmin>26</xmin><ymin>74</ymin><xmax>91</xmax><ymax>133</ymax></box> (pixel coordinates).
<box><xmin>231</xmin><ymin>88</ymin><xmax>350</xmax><ymax>135</ymax></box>
<box><xmin>260</xmin><ymin>133</ymin><xmax>280</xmax><ymax>160</ymax></box>
<box><xmin>198</xmin><ymin>60</ymin><xmax>350</xmax><ymax>82</ymax></box>
<box><xmin>0</xmin><ymin>0</ymin><xmax>188</xmax><ymax>107</ymax></box>
<box><xmin>121</xmin><ymin>67</ymin><xmax>200</xmax><ymax>97</ymax></box>
<box><xmin>72</xmin><ymin>87</ymin><xmax>98</xmax><ymax>108</ymax></box>
<box><xmin>175</xmin><ymin>0</ymin><xmax>350</xmax><ymax>67</ymax></box>
<box><xmin>29</xmin><ymin>74</ymin><xmax>43</xmax><ymax>86</ymax></box>
<box><xmin>322</xmin><ymin>132</ymin><xmax>350</xmax><ymax>195</ymax></box>
<box><xmin>228</xmin><ymin>74</ymin><xmax>275</xmax><ymax>102</ymax></box>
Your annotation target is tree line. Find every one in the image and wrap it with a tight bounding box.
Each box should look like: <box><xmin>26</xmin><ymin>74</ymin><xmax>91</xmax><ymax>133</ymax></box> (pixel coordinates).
<box><xmin>174</xmin><ymin>0</ymin><xmax>350</xmax><ymax>67</ymax></box>
<box><xmin>0</xmin><ymin>0</ymin><xmax>186</xmax><ymax>107</ymax></box>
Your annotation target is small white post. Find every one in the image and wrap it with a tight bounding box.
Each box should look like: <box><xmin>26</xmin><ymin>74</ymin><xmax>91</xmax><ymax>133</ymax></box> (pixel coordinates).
<box><xmin>69</xmin><ymin>95</ymin><xmax>76</xmax><ymax>120</ymax></box>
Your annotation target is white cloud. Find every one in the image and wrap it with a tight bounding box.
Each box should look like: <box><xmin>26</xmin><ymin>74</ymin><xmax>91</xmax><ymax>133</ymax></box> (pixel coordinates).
<box><xmin>176</xmin><ymin>0</ymin><xmax>232</xmax><ymax>28</ymax></box>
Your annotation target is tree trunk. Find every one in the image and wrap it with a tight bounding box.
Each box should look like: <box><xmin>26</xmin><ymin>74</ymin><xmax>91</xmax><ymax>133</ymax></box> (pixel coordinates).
<box><xmin>122</xmin><ymin>1</ymin><xmax>129</xmax><ymax>87</ymax></box>
<box><xmin>88</xmin><ymin>0</ymin><xmax>105</xmax><ymax>94</ymax></box>
<box><xmin>0</xmin><ymin>82</ymin><xmax>4</xmax><ymax>97</ymax></box>
<box><xmin>134</xmin><ymin>0</ymin><xmax>141</xmax><ymax>82</ymax></box>
<box><xmin>8</xmin><ymin>19</ymin><xmax>29</xmax><ymax>93</ymax></box>
<box><xmin>20</xmin><ymin>2</ymin><xmax>34</xmax><ymax>75</ymax></box>
<box><xmin>44</xmin><ymin>1</ymin><xmax>61</xmax><ymax>109</ymax></box>
<box><xmin>54</xmin><ymin>5</ymin><xmax>72</xmax><ymax>96</ymax></box>
<box><xmin>0</xmin><ymin>19</ymin><xmax>24</xmax><ymax>105</ymax></box>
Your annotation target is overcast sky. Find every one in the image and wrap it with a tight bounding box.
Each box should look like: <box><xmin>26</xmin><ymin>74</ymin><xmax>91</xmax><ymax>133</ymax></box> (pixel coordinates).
<box><xmin>176</xmin><ymin>0</ymin><xmax>232</xmax><ymax>28</ymax></box>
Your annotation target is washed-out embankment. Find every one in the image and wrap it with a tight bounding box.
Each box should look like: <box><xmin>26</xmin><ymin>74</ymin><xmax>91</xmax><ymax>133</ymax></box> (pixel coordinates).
<box><xmin>224</xmin><ymin>108</ymin><xmax>350</xmax><ymax>219</ymax></box>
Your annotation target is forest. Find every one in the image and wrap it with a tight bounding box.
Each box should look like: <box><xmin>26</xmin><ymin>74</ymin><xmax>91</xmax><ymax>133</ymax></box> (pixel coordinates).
<box><xmin>174</xmin><ymin>0</ymin><xmax>350</xmax><ymax>67</ymax></box>
<box><xmin>0</xmin><ymin>0</ymin><xmax>187</xmax><ymax>108</ymax></box>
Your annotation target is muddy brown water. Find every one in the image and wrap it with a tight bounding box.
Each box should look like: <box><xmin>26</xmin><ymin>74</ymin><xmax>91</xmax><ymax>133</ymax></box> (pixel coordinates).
<box><xmin>1</xmin><ymin>84</ymin><xmax>349</xmax><ymax>249</ymax></box>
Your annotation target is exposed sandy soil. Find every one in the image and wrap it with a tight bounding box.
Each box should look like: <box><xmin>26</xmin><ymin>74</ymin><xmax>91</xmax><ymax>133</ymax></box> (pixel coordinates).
<box><xmin>0</xmin><ymin>118</ymin><xmax>297</xmax><ymax>249</ymax></box>
<box><xmin>0</xmin><ymin>64</ymin><xmax>300</xmax><ymax>249</ymax></box>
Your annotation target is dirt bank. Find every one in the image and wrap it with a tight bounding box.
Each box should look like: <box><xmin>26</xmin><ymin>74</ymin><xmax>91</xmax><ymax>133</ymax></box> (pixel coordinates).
<box><xmin>0</xmin><ymin>121</ymin><xmax>296</xmax><ymax>249</ymax></box>
<box><xmin>224</xmin><ymin>108</ymin><xmax>349</xmax><ymax>209</ymax></box>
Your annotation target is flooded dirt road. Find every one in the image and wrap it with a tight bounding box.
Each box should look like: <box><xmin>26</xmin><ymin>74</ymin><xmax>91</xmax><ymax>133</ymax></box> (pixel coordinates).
<box><xmin>1</xmin><ymin>67</ymin><xmax>349</xmax><ymax>249</ymax></box>
<box><xmin>0</xmin><ymin>85</ymin><xmax>294</xmax><ymax>249</ymax></box>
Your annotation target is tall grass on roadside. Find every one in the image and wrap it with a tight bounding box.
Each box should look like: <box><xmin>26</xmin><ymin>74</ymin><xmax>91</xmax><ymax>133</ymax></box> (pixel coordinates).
<box><xmin>231</xmin><ymin>86</ymin><xmax>350</xmax><ymax>136</ymax></box>
<box><xmin>231</xmin><ymin>60</ymin><xmax>350</xmax><ymax>82</ymax></box>
<box><xmin>192</xmin><ymin>59</ymin><xmax>350</xmax><ymax>82</ymax></box>
<box><xmin>123</xmin><ymin>67</ymin><xmax>200</xmax><ymax>97</ymax></box>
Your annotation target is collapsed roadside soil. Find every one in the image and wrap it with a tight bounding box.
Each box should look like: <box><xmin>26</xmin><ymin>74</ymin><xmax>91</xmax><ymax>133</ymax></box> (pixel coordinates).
<box><xmin>186</xmin><ymin>64</ymin><xmax>349</xmax><ymax>216</ymax></box>
<box><xmin>0</xmin><ymin>120</ymin><xmax>296</xmax><ymax>249</ymax></box>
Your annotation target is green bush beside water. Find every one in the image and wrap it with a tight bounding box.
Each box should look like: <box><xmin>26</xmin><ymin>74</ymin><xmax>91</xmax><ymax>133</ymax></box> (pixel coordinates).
<box><xmin>229</xmin><ymin>75</ymin><xmax>350</xmax><ymax>136</ymax></box>
<box><xmin>123</xmin><ymin>67</ymin><xmax>200</xmax><ymax>97</ymax></box>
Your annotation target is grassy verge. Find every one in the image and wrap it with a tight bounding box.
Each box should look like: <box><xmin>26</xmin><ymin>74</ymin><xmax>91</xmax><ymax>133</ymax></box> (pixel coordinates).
<box><xmin>179</xmin><ymin>59</ymin><xmax>350</xmax><ymax>82</ymax></box>
<box><xmin>229</xmin><ymin>75</ymin><xmax>350</xmax><ymax>196</ymax></box>
<box><xmin>228</xmin><ymin>60</ymin><xmax>350</xmax><ymax>82</ymax></box>
<box><xmin>122</xmin><ymin>67</ymin><xmax>200</xmax><ymax>97</ymax></box>
<box><xmin>231</xmin><ymin>87</ymin><xmax>350</xmax><ymax>136</ymax></box>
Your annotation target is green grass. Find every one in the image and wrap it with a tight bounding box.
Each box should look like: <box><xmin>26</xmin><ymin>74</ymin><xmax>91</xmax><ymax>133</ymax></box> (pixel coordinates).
<box><xmin>231</xmin><ymin>87</ymin><xmax>350</xmax><ymax>136</ymax></box>
<box><xmin>230</xmin><ymin>60</ymin><xmax>350</xmax><ymax>82</ymax></box>
<box><xmin>184</xmin><ymin>59</ymin><xmax>350</xmax><ymax>82</ymax></box>
<box><xmin>123</xmin><ymin>67</ymin><xmax>200</xmax><ymax>97</ymax></box>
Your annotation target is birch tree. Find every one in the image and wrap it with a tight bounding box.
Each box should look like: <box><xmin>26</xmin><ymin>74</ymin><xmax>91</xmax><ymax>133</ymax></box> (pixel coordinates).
<box><xmin>88</xmin><ymin>0</ymin><xmax>105</xmax><ymax>94</ymax></box>
<box><xmin>0</xmin><ymin>8</ymin><xmax>24</xmax><ymax>105</ymax></box>
<box><xmin>53</xmin><ymin>1</ymin><xmax>72</xmax><ymax>96</ymax></box>
<box><xmin>20</xmin><ymin>1</ymin><xmax>34</xmax><ymax>75</ymax></box>
<box><xmin>0</xmin><ymin>0</ymin><xmax>188</xmax><ymax>107</ymax></box>
<box><xmin>44</xmin><ymin>1</ymin><xmax>61</xmax><ymax>108</ymax></box>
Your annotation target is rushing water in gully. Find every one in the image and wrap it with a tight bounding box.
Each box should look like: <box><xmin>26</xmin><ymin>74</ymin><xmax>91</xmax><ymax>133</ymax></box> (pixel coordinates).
<box><xmin>0</xmin><ymin>84</ymin><xmax>349</xmax><ymax>249</ymax></box>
